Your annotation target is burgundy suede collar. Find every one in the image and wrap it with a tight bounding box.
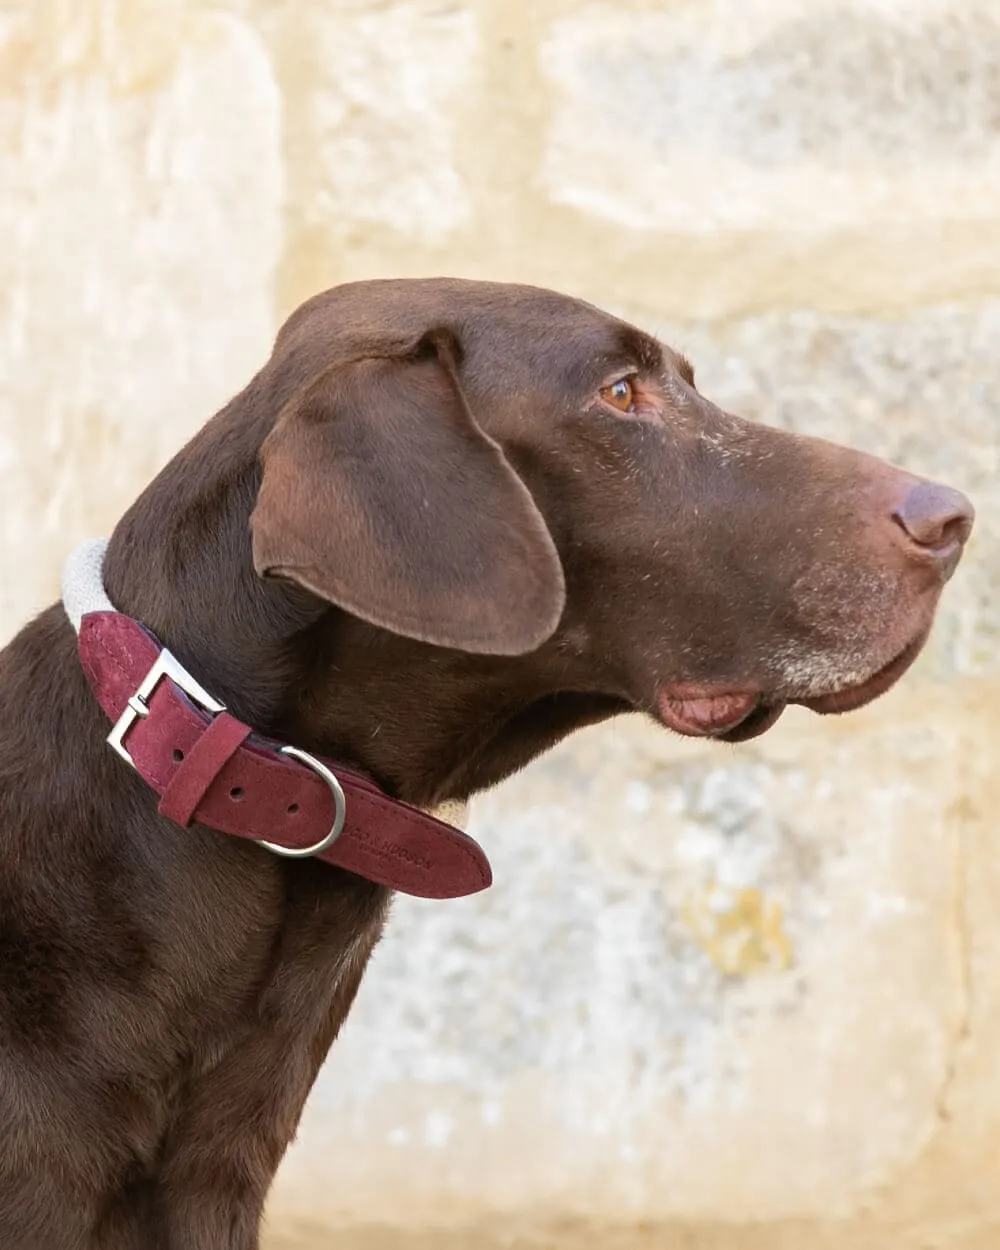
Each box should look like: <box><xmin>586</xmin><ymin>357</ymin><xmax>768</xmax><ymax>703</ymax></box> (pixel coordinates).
<box><xmin>63</xmin><ymin>542</ymin><xmax>492</xmax><ymax>900</ymax></box>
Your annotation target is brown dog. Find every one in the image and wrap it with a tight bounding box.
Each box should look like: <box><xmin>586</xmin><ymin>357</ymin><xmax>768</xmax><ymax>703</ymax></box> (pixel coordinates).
<box><xmin>0</xmin><ymin>279</ymin><xmax>973</xmax><ymax>1249</ymax></box>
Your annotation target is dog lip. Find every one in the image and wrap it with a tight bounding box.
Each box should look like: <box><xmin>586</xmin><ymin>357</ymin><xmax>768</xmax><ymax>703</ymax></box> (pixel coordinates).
<box><xmin>655</xmin><ymin>684</ymin><xmax>763</xmax><ymax>738</ymax></box>
<box><xmin>796</xmin><ymin>630</ymin><xmax>929</xmax><ymax>716</ymax></box>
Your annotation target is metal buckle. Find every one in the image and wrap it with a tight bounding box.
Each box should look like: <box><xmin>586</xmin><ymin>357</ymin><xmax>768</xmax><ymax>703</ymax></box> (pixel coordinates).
<box><xmin>107</xmin><ymin>648</ymin><xmax>227</xmax><ymax>768</ymax></box>
<box><xmin>259</xmin><ymin>746</ymin><xmax>347</xmax><ymax>859</ymax></box>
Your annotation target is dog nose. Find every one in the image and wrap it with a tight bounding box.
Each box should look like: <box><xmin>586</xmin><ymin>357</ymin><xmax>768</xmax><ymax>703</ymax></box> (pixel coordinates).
<box><xmin>892</xmin><ymin>482</ymin><xmax>975</xmax><ymax>553</ymax></box>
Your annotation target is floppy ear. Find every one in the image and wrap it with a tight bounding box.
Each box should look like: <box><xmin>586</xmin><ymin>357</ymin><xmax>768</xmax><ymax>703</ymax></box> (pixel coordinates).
<box><xmin>250</xmin><ymin>330</ymin><xmax>566</xmax><ymax>655</ymax></box>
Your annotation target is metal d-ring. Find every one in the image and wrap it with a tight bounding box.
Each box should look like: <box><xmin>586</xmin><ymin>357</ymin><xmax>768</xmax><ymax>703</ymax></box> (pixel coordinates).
<box><xmin>259</xmin><ymin>745</ymin><xmax>347</xmax><ymax>859</ymax></box>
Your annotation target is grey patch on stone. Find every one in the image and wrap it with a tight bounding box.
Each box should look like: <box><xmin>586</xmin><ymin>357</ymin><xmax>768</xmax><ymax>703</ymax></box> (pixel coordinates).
<box><xmin>333</xmin><ymin>822</ymin><xmax>730</xmax><ymax>1104</ymax></box>
<box><xmin>315</xmin><ymin>741</ymin><xmax>824</xmax><ymax>1126</ymax></box>
<box><xmin>592</xmin><ymin>11</ymin><xmax>1000</xmax><ymax>165</ymax></box>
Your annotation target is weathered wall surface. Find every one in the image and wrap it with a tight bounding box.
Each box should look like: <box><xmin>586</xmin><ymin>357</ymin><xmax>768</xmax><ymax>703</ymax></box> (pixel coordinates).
<box><xmin>1</xmin><ymin>2</ymin><xmax>999</xmax><ymax>1248</ymax></box>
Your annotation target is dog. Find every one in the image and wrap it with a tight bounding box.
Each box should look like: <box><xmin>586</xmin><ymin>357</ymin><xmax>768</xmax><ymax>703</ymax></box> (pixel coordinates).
<box><xmin>0</xmin><ymin>279</ymin><xmax>974</xmax><ymax>1249</ymax></box>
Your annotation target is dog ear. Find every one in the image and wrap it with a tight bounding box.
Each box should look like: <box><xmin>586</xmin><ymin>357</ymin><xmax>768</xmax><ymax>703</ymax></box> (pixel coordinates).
<box><xmin>250</xmin><ymin>329</ymin><xmax>566</xmax><ymax>655</ymax></box>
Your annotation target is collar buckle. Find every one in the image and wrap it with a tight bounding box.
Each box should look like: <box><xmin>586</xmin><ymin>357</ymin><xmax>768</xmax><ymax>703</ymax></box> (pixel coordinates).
<box><xmin>107</xmin><ymin>647</ymin><xmax>227</xmax><ymax>768</ymax></box>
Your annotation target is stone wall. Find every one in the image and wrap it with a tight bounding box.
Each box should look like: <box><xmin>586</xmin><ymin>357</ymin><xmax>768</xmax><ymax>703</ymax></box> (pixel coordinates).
<box><xmin>1</xmin><ymin>2</ymin><xmax>998</xmax><ymax>1247</ymax></box>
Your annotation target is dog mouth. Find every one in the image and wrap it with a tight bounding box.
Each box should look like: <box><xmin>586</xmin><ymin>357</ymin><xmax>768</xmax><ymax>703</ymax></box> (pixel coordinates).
<box><xmin>654</xmin><ymin>629</ymin><xmax>930</xmax><ymax>744</ymax></box>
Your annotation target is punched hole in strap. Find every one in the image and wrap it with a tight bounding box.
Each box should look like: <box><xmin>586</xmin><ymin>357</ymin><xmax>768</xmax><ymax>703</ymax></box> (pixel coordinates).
<box><xmin>157</xmin><ymin>713</ymin><xmax>253</xmax><ymax>828</ymax></box>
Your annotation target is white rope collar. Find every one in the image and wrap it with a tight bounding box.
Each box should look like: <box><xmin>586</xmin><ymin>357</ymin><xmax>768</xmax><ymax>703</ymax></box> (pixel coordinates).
<box><xmin>61</xmin><ymin>537</ymin><xmax>113</xmax><ymax>634</ymax></box>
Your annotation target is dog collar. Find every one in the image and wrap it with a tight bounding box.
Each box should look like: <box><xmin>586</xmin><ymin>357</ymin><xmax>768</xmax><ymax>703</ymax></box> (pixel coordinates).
<box><xmin>61</xmin><ymin>539</ymin><xmax>491</xmax><ymax>900</ymax></box>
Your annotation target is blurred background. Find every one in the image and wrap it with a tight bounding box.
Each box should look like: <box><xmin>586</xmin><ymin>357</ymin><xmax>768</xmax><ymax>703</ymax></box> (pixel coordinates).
<box><xmin>1</xmin><ymin>2</ymin><xmax>999</xmax><ymax>1247</ymax></box>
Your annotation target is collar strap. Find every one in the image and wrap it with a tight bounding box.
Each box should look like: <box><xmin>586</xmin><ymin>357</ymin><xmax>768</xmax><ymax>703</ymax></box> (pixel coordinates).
<box><xmin>63</xmin><ymin>541</ymin><xmax>491</xmax><ymax>900</ymax></box>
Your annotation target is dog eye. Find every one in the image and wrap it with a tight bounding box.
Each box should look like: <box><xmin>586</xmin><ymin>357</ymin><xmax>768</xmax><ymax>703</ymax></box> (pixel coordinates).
<box><xmin>600</xmin><ymin>378</ymin><xmax>636</xmax><ymax>413</ymax></box>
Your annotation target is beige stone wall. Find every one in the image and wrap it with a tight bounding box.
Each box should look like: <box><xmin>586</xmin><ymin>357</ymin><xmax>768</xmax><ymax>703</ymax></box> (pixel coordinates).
<box><xmin>2</xmin><ymin>2</ymin><xmax>999</xmax><ymax>1247</ymax></box>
